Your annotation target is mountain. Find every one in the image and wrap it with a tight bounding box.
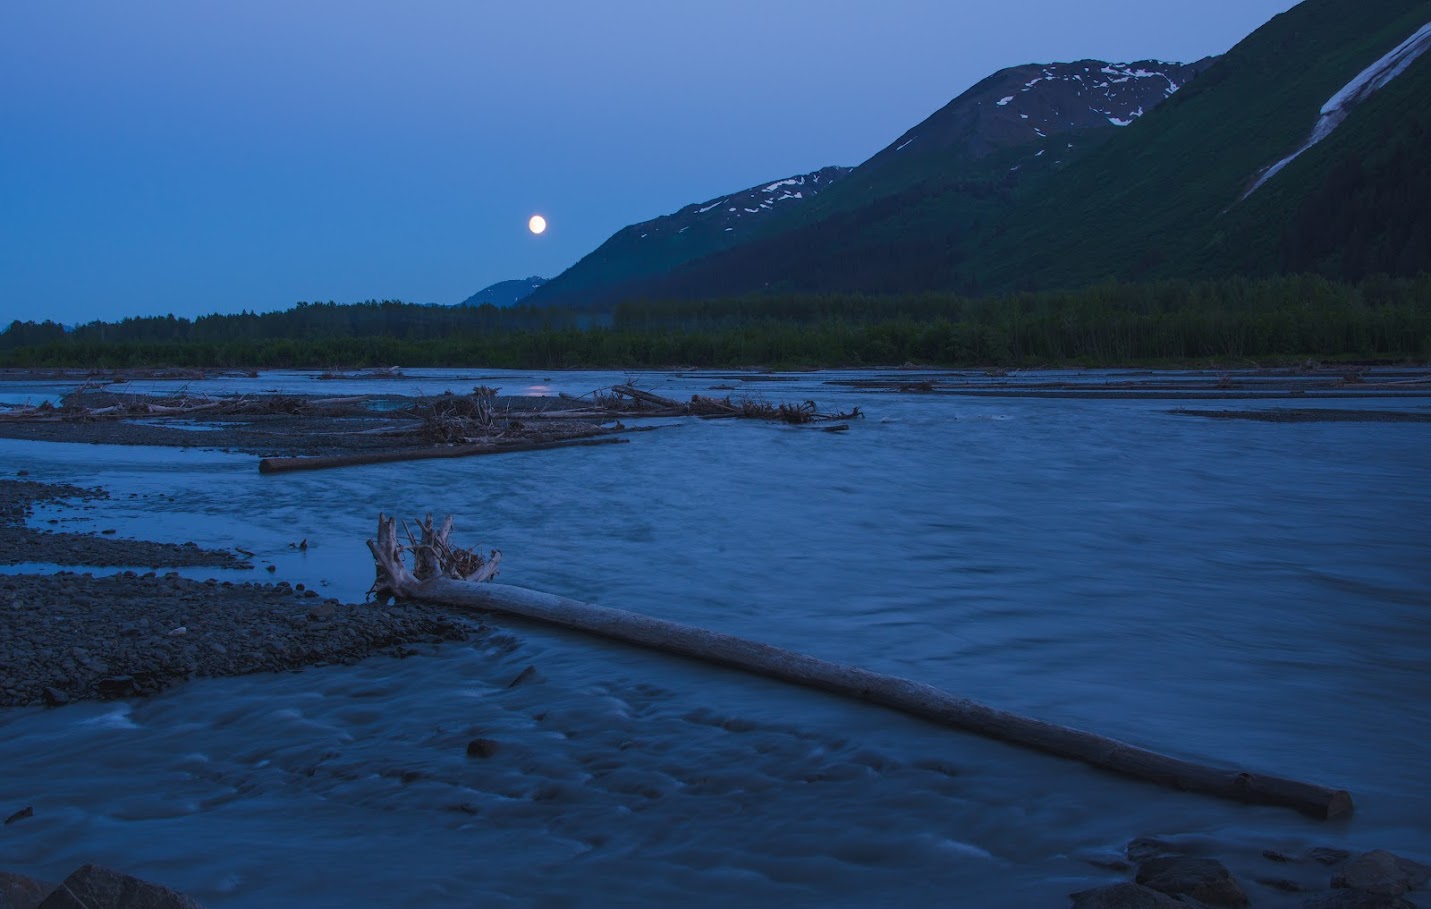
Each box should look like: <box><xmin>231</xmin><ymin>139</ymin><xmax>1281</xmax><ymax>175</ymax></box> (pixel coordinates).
<box><xmin>460</xmin><ymin>276</ymin><xmax>548</xmax><ymax>308</ymax></box>
<box><xmin>532</xmin><ymin>57</ymin><xmax>1210</xmax><ymax>305</ymax></box>
<box><xmin>526</xmin><ymin>167</ymin><xmax>851</xmax><ymax>309</ymax></box>
<box><xmin>805</xmin><ymin>57</ymin><xmax>1213</xmax><ymax>218</ymax></box>
<box><xmin>633</xmin><ymin>0</ymin><xmax>1429</xmax><ymax>299</ymax></box>
<box><xmin>961</xmin><ymin>0</ymin><xmax>1431</xmax><ymax>291</ymax></box>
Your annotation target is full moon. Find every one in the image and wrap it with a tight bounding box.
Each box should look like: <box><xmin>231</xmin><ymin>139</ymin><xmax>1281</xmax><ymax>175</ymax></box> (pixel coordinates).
<box><xmin>528</xmin><ymin>215</ymin><xmax>547</xmax><ymax>235</ymax></box>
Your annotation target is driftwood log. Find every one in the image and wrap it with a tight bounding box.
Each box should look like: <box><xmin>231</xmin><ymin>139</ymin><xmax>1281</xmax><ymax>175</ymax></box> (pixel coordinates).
<box><xmin>367</xmin><ymin>515</ymin><xmax>1352</xmax><ymax>819</ymax></box>
<box><xmin>260</xmin><ymin>435</ymin><xmax>626</xmax><ymax>474</ymax></box>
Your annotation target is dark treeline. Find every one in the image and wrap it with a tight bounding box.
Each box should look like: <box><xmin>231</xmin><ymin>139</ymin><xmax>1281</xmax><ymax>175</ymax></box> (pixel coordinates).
<box><xmin>0</xmin><ymin>300</ymin><xmax>579</xmax><ymax>349</ymax></box>
<box><xmin>3</xmin><ymin>275</ymin><xmax>1429</xmax><ymax>369</ymax></box>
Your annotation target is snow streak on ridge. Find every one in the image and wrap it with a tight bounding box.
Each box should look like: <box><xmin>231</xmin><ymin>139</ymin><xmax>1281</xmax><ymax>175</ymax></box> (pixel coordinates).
<box><xmin>1244</xmin><ymin>20</ymin><xmax>1431</xmax><ymax>198</ymax></box>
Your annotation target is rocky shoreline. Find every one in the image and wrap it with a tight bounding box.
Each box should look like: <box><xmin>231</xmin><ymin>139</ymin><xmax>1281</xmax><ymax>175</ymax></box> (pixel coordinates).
<box><xmin>0</xmin><ymin>480</ymin><xmax>249</xmax><ymax>570</ymax></box>
<box><xmin>1</xmin><ymin>478</ymin><xmax>479</xmax><ymax>708</ymax></box>
<box><xmin>0</xmin><ymin>570</ymin><xmax>472</xmax><ymax>708</ymax></box>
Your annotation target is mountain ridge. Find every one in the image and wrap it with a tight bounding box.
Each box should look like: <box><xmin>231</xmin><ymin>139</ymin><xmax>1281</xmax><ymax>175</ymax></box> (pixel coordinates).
<box><xmin>460</xmin><ymin>276</ymin><xmax>548</xmax><ymax>308</ymax></box>
<box><xmin>529</xmin><ymin>56</ymin><xmax>1211</xmax><ymax>307</ymax></box>
<box><xmin>527</xmin><ymin>166</ymin><xmax>851</xmax><ymax>310</ymax></box>
<box><xmin>618</xmin><ymin>0</ymin><xmax>1430</xmax><ymax>300</ymax></box>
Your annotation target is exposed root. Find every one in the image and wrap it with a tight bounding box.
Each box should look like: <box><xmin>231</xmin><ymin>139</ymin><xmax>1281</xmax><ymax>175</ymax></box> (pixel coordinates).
<box><xmin>367</xmin><ymin>513</ymin><xmax>501</xmax><ymax>601</ymax></box>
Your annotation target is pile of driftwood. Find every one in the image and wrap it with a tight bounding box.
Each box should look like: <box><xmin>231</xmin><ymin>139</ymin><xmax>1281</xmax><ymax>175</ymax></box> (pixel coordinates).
<box><xmin>408</xmin><ymin>388</ymin><xmax>500</xmax><ymax>444</ymax></box>
<box><xmin>559</xmin><ymin>384</ymin><xmax>861</xmax><ymax>426</ymax></box>
<box><xmin>258</xmin><ymin>388</ymin><xmax>635</xmax><ymax>474</ymax></box>
<box><xmin>368</xmin><ymin>513</ymin><xmax>1352</xmax><ymax>819</ymax></box>
<box><xmin>0</xmin><ymin>391</ymin><xmax>373</xmax><ymax>423</ymax></box>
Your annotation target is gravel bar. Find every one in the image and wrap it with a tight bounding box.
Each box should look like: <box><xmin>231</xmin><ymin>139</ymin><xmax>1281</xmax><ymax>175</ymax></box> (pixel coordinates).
<box><xmin>0</xmin><ymin>570</ymin><xmax>473</xmax><ymax>707</ymax></box>
<box><xmin>2</xmin><ymin>478</ymin><xmax>479</xmax><ymax>708</ymax></box>
<box><xmin>0</xmin><ymin>479</ymin><xmax>249</xmax><ymax>568</ymax></box>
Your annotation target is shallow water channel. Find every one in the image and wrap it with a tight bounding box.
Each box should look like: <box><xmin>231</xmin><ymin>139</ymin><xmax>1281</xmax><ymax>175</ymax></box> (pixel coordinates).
<box><xmin>1</xmin><ymin>369</ymin><xmax>1428</xmax><ymax>907</ymax></box>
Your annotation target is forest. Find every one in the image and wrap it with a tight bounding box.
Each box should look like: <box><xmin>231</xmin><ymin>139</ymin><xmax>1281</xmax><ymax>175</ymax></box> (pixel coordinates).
<box><xmin>2</xmin><ymin>274</ymin><xmax>1428</xmax><ymax>369</ymax></box>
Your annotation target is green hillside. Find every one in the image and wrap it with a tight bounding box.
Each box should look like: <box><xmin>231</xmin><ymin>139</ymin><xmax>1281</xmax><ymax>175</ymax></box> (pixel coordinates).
<box><xmin>968</xmin><ymin>0</ymin><xmax>1431</xmax><ymax>292</ymax></box>
<box><xmin>1217</xmin><ymin>46</ymin><xmax>1431</xmax><ymax>280</ymax></box>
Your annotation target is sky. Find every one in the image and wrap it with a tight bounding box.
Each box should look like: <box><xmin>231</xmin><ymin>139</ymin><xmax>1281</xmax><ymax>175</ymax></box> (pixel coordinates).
<box><xmin>1</xmin><ymin>1</ymin><xmax>1301</xmax><ymax>324</ymax></box>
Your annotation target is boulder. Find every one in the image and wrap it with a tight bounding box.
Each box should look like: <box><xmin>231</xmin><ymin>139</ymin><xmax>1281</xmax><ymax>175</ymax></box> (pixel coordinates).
<box><xmin>1070</xmin><ymin>882</ymin><xmax>1187</xmax><ymax>908</ymax></box>
<box><xmin>0</xmin><ymin>872</ymin><xmax>54</xmax><ymax>909</ymax></box>
<box><xmin>1136</xmin><ymin>856</ymin><xmax>1249</xmax><ymax>907</ymax></box>
<box><xmin>35</xmin><ymin>865</ymin><xmax>202</xmax><ymax>909</ymax></box>
<box><xmin>1332</xmin><ymin>850</ymin><xmax>1431</xmax><ymax>898</ymax></box>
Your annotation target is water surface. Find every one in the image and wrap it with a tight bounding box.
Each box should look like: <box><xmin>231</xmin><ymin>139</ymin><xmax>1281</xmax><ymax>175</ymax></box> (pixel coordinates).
<box><xmin>1</xmin><ymin>369</ymin><xmax>1427</xmax><ymax>907</ymax></box>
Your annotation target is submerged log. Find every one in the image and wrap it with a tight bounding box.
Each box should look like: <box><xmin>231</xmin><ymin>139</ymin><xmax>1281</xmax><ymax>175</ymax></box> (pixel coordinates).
<box><xmin>367</xmin><ymin>515</ymin><xmax>1353</xmax><ymax>819</ymax></box>
<box><xmin>259</xmin><ymin>435</ymin><xmax>626</xmax><ymax>474</ymax></box>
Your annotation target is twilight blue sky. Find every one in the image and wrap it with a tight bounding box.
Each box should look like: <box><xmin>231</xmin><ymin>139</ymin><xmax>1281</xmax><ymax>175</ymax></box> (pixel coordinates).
<box><xmin>2</xmin><ymin>1</ymin><xmax>1299</xmax><ymax>323</ymax></box>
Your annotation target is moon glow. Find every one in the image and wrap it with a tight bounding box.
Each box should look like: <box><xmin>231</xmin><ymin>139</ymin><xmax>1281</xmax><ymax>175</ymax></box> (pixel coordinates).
<box><xmin>528</xmin><ymin>215</ymin><xmax>547</xmax><ymax>235</ymax></box>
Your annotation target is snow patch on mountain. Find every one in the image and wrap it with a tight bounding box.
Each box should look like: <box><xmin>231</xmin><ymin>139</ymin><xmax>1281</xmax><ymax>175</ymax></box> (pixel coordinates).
<box><xmin>617</xmin><ymin>166</ymin><xmax>852</xmax><ymax>243</ymax></box>
<box><xmin>1244</xmin><ymin>20</ymin><xmax>1431</xmax><ymax>198</ymax></box>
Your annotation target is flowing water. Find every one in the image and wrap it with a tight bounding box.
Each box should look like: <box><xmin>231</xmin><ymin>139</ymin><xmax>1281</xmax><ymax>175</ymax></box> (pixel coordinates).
<box><xmin>1</xmin><ymin>369</ymin><xmax>1428</xmax><ymax>907</ymax></box>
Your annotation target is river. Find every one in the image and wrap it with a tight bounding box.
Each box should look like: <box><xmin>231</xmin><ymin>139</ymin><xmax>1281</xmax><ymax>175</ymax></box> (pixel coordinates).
<box><xmin>1</xmin><ymin>368</ymin><xmax>1427</xmax><ymax>907</ymax></box>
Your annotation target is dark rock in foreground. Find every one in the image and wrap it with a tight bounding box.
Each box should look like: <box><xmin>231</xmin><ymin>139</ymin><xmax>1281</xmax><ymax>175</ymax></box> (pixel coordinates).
<box><xmin>1</xmin><ymin>871</ymin><xmax>53</xmax><ymax>909</ymax></box>
<box><xmin>1333</xmin><ymin>850</ymin><xmax>1431</xmax><ymax>898</ymax></box>
<box><xmin>1135</xmin><ymin>855</ymin><xmax>1249</xmax><ymax>907</ymax></box>
<box><xmin>35</xmin><ymin>865</ymin><xmax>201</xmax><ymax>909</ymax></box>
<box><xmin>1070</xmin><ymin>882</ymin><xmax>1187</xmax><ymax>908</ymax></box>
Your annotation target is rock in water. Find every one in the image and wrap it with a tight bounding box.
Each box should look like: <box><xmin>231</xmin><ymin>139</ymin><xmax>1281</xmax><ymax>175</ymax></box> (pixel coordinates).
<box><xmin>1125</xmin><ymin>837</ymin><xmax>1179</xmax><ymax>863</ymax></box>
<box><xmin>36</xmin><ymin>864</ymin><xmax>203</xmax><ymax>909</ymax></box>
<box><xmin>1</xmin><ymin>871</ymin><xmax>54</xmax><ymax>909</ymax></box>
<box><xmin>466</xmin><ymin>738</ymin><xmax>500</xmax><ymax>758</ymax></box>
<box><xmin>1332</xmin><ymin>850</ymin><xmax>1431</xmax><ymax>897</ymax></box>
<box><xmin>1312</xmin><ymin>848</ymin><xmax>1354</xmax><ymax>866</ymax></box>
<box><xmin>1135</xmin><ymin>856</ymin><xmax>1249</xmax><ymax>907</ymax></box>
<box><xmin>1069</xmin><ymin>882</ymin><xmax>1187</xmax><ymax>908</ymax></box>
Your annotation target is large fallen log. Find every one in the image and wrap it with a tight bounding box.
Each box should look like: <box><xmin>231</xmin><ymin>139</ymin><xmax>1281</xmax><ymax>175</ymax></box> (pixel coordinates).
<box><xmin>611</xmin><ymin>384</ymin><xmax>684</xmax><ymax>409</ymax></box>
<box><xmin>367</xmin><ymin>515</ymin><xmax>1353</xmax><ymax>819</ymax></box>
<box><xmin>259</xmin><ymin>435</ymin><xmax>626</xmax><ymax>474</ymax></box>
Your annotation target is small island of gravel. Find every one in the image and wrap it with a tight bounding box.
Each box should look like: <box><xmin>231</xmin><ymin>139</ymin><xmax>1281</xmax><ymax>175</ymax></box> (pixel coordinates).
<box><xmin>0</xmin><ymin>478</ymin><xmax>477</xmax><ymax>708</ymax></box>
